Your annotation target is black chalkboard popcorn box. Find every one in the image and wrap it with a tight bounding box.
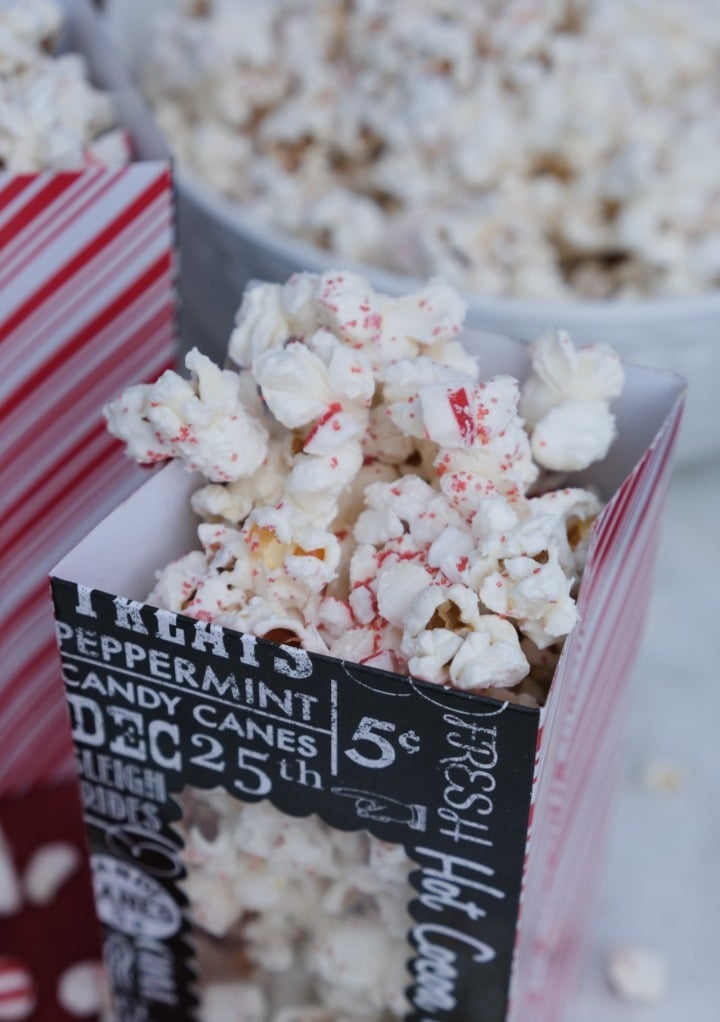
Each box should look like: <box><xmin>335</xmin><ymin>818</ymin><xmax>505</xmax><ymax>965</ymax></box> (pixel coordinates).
<box><xmin>49</xmin><ymin>331</ymin><xmax>684</xmax><ymax>1022</ymax></box>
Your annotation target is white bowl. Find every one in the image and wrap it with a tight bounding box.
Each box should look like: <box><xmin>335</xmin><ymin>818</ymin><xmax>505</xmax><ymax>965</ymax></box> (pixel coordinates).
<box><xmin>177</xmin><ymin>169</ymin><xmax>715</xmax><ymax>464</ymax></box>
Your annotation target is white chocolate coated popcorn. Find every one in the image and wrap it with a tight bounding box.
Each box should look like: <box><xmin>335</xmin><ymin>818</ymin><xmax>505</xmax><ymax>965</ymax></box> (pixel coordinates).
<box><xmin>520</xmin><ymin>329</ymin><xmax>624</xmax><ymax>471</ymax></box>
<box><xmin>176</xmin><ymin>793</ymin><xmax>412</xmax><ymax>1022</ymax></box>
<box><xmin>105</xmin><ymin>349</ymin><xmax>269</xmax><ymax>482</ymax></box>
<box><xmin>141</xmin><ymin>0</ymin><xmax>720</xmax><ymax>299</ymax></box>
<box><xmin>110</xmin><ymin>271</ymin><xmax>618</xmax><ymax>705</ymax></box>
<box><xmin>0</xmin><ymin>0</ymin><xmax>128</xmax><ymax>172</ymax></box>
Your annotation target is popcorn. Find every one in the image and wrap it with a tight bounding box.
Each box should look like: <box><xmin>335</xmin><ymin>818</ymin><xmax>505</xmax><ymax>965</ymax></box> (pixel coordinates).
<box><xmin>139</xmin><ymin>0</ymin><xmax>720</xmax><ymax>299</ymax></box>
<box><xmin>637</xmin><ymin>758</ymin><xmax>687</xmax><ymax>793</ymax></box>
<box><xmin>0</xmin><ymin>1</ymin><xmax>61</xmax><ymax>75</ymax></box>
<box><xmin>0</xmin><ymin>0</ymin><xmax>128</xmax><ymax>172</ymax></box>
<box><xmin>200</xmin><ymin>981</ymin><xmax>267</xmax><ymax>1022</ymax></box>
<box><xmin>181</xmin><ymin>870</ymin><xmax>241</xmax><ymax>938</ymax></box>
<box><xmin>190</xmin><ymin>436</ymin><xmax>292</xmax><ymax>525</ymax></box>
<box><xmin>108</xmin><ymin>270</ymin><xmax>619</xmax><ymax>700</ymax></box>
<box><xmin>307</xmin><ymin>918</ymin><xmax>403</xmax><ymax>1018</ymax></box>
<box><xmin>605</xmin><ymin>944</ymin><xmax>669</xmax><ymax>1004</ymax></box>
<box><xmin>479</xmin><ymin>553</ymin><xmax>579</xmax><ymax>649</ymax></box>
<box><xmin>177</xmin><ymin>794</ymin><xmax>413</xmax><ymax>1022</ymax></box>
<box><xmin>105</xmin><ymin>349</ymin><xmax>269</xmax><ymax>482</ymax></box>
<box><xmin>520</xmin><ymin>329</ymin><xmax>624</xmax><ymax>471</ymax></box>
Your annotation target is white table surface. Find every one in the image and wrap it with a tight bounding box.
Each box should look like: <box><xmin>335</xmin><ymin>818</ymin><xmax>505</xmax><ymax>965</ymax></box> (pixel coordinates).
<box><xmin>563</xmin><ymin>453</ymin><xmax>720</xmax><ymax>1021</ymax></box>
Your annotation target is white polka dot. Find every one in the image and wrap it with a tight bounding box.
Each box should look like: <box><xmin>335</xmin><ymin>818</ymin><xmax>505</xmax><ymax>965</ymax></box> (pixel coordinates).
<box><xmin>23</xmin><ymin>842</ymin><xmax>80</xmax><ymax>906</ymax></box>
<box><xmin>57</xmin><ymin>961</ymin><xmax>106</xmax><ymax>1017</ymax></box>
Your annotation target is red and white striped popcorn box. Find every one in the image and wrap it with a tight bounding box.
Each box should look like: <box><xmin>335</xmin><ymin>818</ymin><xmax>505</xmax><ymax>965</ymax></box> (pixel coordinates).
<box><xmin>0</xmin><ymin>0</ymin><xmax>177</xmax><ymax>796</ymax></box>
<box><xmin>48</xmin><ymin>331</ymin><xmax>684</xmax><ymax>1022</ymax></box>
<box><xmin>507</xmin><ymin>357</ymin><xmax>684</xmax><ymax>1021</ymax></box>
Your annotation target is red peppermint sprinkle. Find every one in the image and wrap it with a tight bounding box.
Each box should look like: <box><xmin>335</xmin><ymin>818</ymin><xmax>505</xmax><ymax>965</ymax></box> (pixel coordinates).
<box><xmin>447</xmin><ymin>387</ymin><xmax>476</xmax><ymax>445</ymax></box>
<box><xmin>363</xmin><ymin>313</ymin><xmax>382</xmax><ymax>332</ymax></box>
<box><xmin>304</xmin><ymin>402</ymin><xmax>343</xmax><ymax>447</ymax></box>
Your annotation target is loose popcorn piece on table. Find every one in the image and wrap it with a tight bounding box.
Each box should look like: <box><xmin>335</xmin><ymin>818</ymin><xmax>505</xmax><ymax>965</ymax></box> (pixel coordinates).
<box><xmin>520</xmin><ymin>329</ymin><xmax>624</xmax><ymax>471</ymax></box>
<box><xmin>637</xmin><ymin>758</ymin><xmax>687</xmax><ymax>793</ymax></box>
<box><xmin>108</xmin><ymin>270</ymin><xmax>621</xmax><ymax>706</ymax></box>
<box><xmin>140</xmin><ymin>1</ymin><xmax>720</xmax><ymax>299</ymax></box>
<box><xmin>605</xmin><ymin>944</ymin><xmax>668</xmax><ymax>1004</ymax></box>
<box><xmin>0</xmin><ymin>0</ymin><xmax>129</xmax><ymax>172</ymax></box>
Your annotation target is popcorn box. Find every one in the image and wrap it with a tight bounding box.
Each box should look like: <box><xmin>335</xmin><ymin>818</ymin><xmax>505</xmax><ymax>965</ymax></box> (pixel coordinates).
<box><xmin>0</xmin><ymin>0</ymin><xmax>177</xmax><ymax>795</ymax></box>
<box><xmin>49</xmin><ymin>332</ymin><xmax>684</xmax><ymax>1022</ymax></box>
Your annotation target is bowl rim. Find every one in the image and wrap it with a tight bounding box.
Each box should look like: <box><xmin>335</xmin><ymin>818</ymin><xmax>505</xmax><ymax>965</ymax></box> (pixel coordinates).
<box><xmin>178</xmin><ymin>166</ymin><xmax>720</xmax><ymax>325</ymax></box>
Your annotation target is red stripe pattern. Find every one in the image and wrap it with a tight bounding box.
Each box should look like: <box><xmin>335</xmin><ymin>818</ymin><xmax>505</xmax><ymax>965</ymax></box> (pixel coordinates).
<box><xmin>507</xmin><ymin>396</ymin><xmax>685</xmax><ymax>1021</ymax></box>
<box><xmin>0</xmin><ymin>164</ymin><xmax>176</xmax><ymax>796</ymax></box>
